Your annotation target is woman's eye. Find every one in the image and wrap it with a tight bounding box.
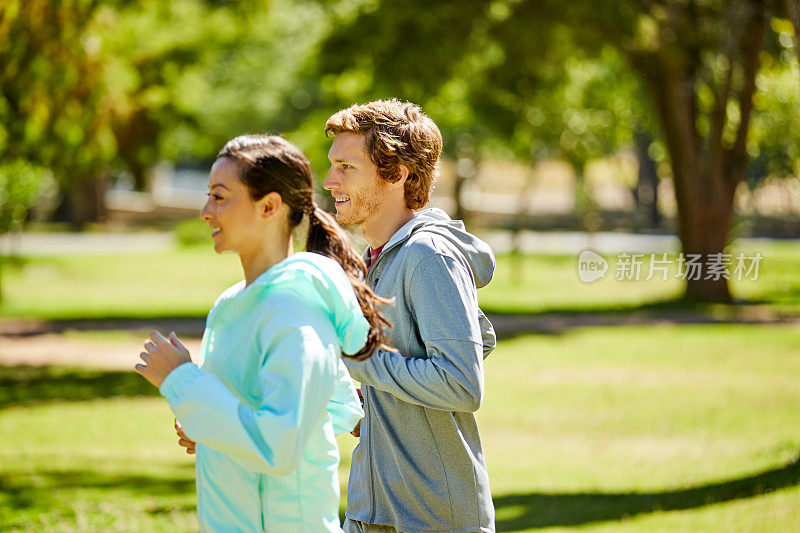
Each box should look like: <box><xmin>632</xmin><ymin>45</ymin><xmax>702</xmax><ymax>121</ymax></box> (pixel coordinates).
<box><xmin>207</xmin><ymin>193</ymin><xmax>222</xmax><ymax>201</ymax></box>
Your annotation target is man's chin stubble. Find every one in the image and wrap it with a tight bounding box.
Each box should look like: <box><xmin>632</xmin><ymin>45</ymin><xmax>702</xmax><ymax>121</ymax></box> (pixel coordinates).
<box><xmin>334</xmin><ymin>212</ymin><xmax>361</xmax><ymax>226</ymax></box>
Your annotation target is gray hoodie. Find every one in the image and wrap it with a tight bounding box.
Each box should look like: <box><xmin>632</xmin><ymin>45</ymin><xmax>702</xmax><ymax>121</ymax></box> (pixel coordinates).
<box><xmin>343</xmin><ymin>208</ymin><xmax>496</xmax><ymax>533</ymax></box>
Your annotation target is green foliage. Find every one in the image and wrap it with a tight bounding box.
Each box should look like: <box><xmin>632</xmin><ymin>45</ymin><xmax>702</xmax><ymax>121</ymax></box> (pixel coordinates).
<box><xmin>2</xmin><ymin>0</ymin><xmax>799</xmax><ymax>231</ymax></box>
<box><xmin>103</xmin><ymin>0</ymin><xmax>331</xmax><ymax>177</ymax></box>
<box><xmin>0</xmin><ymin>1</ymin><xmax>116</xmax><ymax>190</ymax></box>
<box><xmin>0</xmin><ymin>161</ymin><xmax>51</xmax><ymax>234</ymax></box>
<box><xmin>747</xmin><ymin>18</ymin><xmax>800</xmax><ymax>186</ymax></box>
<box><xmin>303</xmin><ymin>1</ymin><xmax>651</xmax><ymax>169</ymax></box>
<box><xmin>0</xmin><ymin>0</ymin><xmax>330</xmax><ymax>223</ymax></box>
<box><xmin>173</xmin><ymin>218</ymin><xmax>211</xmax><ymax>248</ymax></box>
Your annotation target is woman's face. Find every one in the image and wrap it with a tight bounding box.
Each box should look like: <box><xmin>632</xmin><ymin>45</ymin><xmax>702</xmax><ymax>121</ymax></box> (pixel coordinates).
<box><xmin>200</xmin><ymin>157</ymin><xmax>263</xmax><ymax>255</ymax></box>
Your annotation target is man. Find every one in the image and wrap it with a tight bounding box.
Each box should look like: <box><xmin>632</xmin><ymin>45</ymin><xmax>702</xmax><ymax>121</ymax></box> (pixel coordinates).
<box><xmin>324</xmin><ymin>99</ymin><xmax>496</xmax><ymax>533</ymax></box>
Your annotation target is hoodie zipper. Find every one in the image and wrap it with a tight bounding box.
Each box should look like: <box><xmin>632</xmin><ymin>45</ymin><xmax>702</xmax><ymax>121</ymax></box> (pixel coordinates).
<box><xmin>363</xmin><ymin>236</ymin><xmax>409</xmax><ymax>522</ymax></box>
<box><xmin>365</xmin><ymin>259</ymin><xmax>379</xmax><ymax>523</ymax></box>
<box><xmin>364</xmin><ymin>245</ymin><xmax>394</xmax><ymax>523</ymax></box>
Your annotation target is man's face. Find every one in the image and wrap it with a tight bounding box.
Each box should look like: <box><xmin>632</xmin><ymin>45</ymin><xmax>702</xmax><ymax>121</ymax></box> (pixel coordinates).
<box><xmin>324</xmin><ymin>132</ymin><xmax>386</xmax><ymax>226</ymax></box>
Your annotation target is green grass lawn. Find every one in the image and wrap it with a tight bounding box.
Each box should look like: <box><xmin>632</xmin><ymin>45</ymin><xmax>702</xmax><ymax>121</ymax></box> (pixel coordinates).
<box><xmin>0</xmin><ymin>246</ymin><xmax>242</xmax><ymax>319</ymax></box>
<box><xmin>1</xmin><ymin>240</ymin><xmax>799</xmax><ymax>319</ymax></box>
<box><xmin>480</xmin><ymin>240</ymin><xmax>800</xmax><ymax>314</ymax></box>
<box><xmin>3</xmin><ymin>323</ymin><xmax>800</xmax><ymax>531</ymax></box>
<box><xmin>480</xmin><ymin>324</ymin><xmax>800</xmax><ymax>531</ymax></box>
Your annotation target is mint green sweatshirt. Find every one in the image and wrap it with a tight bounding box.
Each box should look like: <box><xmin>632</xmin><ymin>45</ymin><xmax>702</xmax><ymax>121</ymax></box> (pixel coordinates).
<box><xmin>159</xmin><ymin>252</ymin><xmax>368</xmax><ymax>532</ymax></box>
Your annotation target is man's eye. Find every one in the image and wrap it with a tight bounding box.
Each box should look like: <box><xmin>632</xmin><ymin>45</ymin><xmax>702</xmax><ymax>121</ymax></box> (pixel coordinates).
<box><xmin>341</xmin><ymin>164</ymin><xmax>352</xmax><ymax>170</ymax></box>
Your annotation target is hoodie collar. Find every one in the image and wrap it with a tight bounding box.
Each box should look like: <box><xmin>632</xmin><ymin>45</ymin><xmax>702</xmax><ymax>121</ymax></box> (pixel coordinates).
<box><xmin>380</xmin><ymin>207</ymin><xmax>452</xmax><ymax>254</ymax></box>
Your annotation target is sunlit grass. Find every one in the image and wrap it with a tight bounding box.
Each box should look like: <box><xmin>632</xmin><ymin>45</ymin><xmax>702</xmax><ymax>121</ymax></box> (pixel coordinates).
<box><xmin>479</xmin><ymin>240</ymin><xmax>800</xmax><ymax>314</ymax></box>
<box><xmin>0</xmin><ymin>245</ymin><xmax>241</xmax><ymax>319</ymax></box>
<box><xmin>3</xmin><ymin>323</ymin><xmax>800</xmax><ymax>531</ymax></box>
<box><xmin>479</xmin><ymin>323</ymin><xmax>800</xmax><ymax>531</ymax></box>
<box><xmin>1</xmin><ymin>240</ymin><xmax>799</xmax><ymax>319</ymax></box>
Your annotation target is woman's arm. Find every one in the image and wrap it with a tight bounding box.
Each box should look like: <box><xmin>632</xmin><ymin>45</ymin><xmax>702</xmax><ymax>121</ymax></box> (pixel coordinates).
<box><xmin>326</xmin><ymin>358</ymin><xmax>364</xmax><ymax>434</ymax></box>
<box><xmin>159</xmin><ymin>323</ymin><xmax>337</xmax><ymax>475</ymax></box>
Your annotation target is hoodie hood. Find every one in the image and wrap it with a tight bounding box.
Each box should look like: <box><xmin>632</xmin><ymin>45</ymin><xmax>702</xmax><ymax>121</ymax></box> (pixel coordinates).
<box><xmin>383</xmin><ymin>208</ymin><xmax>495</xmax><ymax>288</ymax></box>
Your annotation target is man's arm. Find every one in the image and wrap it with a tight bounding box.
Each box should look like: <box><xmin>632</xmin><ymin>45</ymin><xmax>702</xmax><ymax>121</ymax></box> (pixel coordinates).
<box><xmin>344</xmin><ymin>253</ymin><xmax>485</xmax><ymax>412</ymax></box>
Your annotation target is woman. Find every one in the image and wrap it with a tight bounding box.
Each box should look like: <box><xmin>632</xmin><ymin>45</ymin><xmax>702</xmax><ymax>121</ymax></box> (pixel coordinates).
<box><xmin>135</xmin><ymin>134</ymin><xmax>390</xmax><ymax>532</ymax></box>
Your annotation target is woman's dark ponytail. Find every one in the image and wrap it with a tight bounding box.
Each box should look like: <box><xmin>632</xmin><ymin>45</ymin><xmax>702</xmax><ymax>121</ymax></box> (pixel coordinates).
<box><xmin>217</xmin><ymin>134</ymin><xmax>391</xmax><ymax>361</ymax></box>
<box><xmin>307</xmin><ymin>205</ymin><xmax>392</xmax><ymax>360</ymax></box>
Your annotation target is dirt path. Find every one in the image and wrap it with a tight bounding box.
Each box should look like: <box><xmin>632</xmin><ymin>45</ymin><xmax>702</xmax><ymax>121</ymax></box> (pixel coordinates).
<box><xmin>0</xmin><ymin>332</ymin><xmax>203</xmax><ymax>370</ymax></box>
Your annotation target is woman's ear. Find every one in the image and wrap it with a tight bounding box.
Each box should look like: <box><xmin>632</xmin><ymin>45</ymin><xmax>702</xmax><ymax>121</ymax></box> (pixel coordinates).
<box><xmin>258</xmin><ymin>192</ymin><xmax>283</xmax><ymax>220</ymax></box>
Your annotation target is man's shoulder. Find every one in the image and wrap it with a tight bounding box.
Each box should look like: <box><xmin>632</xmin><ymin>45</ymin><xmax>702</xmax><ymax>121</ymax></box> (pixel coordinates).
<box><xmin>397</xmin><ymin>230</ymin><xmax>458</xmax><ymax>263</ymax></box>
<box><xmin>387</xmin><ymin>232</ymin><xmax>472</xmax><ymax>290</ymax></box>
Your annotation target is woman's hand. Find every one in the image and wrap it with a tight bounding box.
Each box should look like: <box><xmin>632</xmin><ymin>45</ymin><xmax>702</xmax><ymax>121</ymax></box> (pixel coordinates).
<box><xmin>135</xmin><ymin>331</ymin><xmax>192</xmax><ymax>388</ymax></box>
<box><xmin>175</xmin><ymin>419</ymin><xmax>196</xmax><ymax>455</ymax></box>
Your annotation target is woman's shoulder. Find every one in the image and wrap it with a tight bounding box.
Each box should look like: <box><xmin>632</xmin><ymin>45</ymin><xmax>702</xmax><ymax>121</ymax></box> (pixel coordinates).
<box><xmin>281</xmin><ymin>251</ymin><xmax>345</xmax><ymax>277</ymax></box>
<box><xmin>209</xmin><ymin>280</ymin><xmax>246</xmax><ymax>309</ymax></box>
<box><xmin>242</xmin><ymin>254</ymin><xmax>330</xmax><ymax>309</ymax></box>
<box><xmin>259</xmin><ymin>252</ymin><xmax>350</xmax><ymax>294</ymax></box>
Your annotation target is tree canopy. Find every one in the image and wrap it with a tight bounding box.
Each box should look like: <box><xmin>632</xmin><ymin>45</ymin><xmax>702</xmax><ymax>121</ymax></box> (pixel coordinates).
<box><xmin>2</xmin><ymin>0</ymin><xmax>799</xmax><ymax>302</ymax></box>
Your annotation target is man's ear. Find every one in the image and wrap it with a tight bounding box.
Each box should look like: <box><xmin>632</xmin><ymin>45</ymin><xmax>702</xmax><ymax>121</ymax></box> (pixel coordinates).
<box><xmin>258</xmin><ymin>192</ymin><xmax>283</xmax><ymax>220</ymax></box>
<box><xmin>393</xmin><ymin>164</ymin><xmax>410</xmax><ymax>187</ymax></box>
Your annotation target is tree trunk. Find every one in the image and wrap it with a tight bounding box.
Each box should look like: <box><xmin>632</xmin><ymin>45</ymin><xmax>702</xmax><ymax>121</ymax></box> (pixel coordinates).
<box><xmin>454</xmin><ymin>170</ymin><xmax>467</xmax><ymax>223</ymax></box>
<box><xmin>628</xmin><ymin>0</ymin><xmax>765</xmax><ymax>303</ymax></box>
<box><xmin>634</xmin><ymin>130</ymin><xmax>661</xmax><ymax>228</ymax></box>
<box><xmin>454</xmin><ymin>143</ymin><xmax>477</xmax><ymax>227</ymax></box>
<box><xmin>60</xmin><ymin>176</ymin><xmax>108</xmax><ymax>229</ymax></box>
<box><xmin>651</xmin><ymin>68</ymin><xmax>740</xmax><ymax>302</ymax></box>
<box><xmin>785</xmin><ymin>0</ymin><xmax>800</xmax><ymax>57</ymax></box>
<box><xmin>676</xmin><ymin>175</ymin><xmax>737</xmax><ymax>302</ymax></box>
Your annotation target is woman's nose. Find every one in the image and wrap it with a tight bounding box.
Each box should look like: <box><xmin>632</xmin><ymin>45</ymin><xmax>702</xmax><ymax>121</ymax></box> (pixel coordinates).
<box><xmin>200</xmin><ymin>199</ymin><xmax>213</xmax><ymax>221</ymax></box>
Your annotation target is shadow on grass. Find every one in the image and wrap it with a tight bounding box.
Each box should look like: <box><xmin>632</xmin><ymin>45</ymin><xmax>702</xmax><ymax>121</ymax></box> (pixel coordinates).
<box><xmin>493</xmin><ymin>457</ymin><xmax>800</xmax><ymax>530</ymax></box>
<box><xmin>5</xmin><ymin>297</ymin><xmax>798</xmax><ymax>342</ymax></box>
<box><xmin>0</xmin><ymin>365</ymin><xmax>158</xmax><ymax>409</ymax></box>
<box><xmin>0</xmin><ymin>315</ymin><xmax>206</xmax><ymax>338</ymax></box>
<box><xmin>0</xmin><ymin>467</ymin><xmax>196</xmax><ymax>531</ymax></box>
<box><xmin>0</xmin><ymin>469</ymin><xmax>195</xmax><ymax>510</ymax></box>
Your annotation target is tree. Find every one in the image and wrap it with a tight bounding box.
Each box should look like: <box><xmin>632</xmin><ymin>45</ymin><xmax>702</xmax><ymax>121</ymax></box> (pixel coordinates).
<box><xmin>306</xmin><ymin>0</ymin><xmax>792</xmax><ymax>302</ymax></box>
<box><xmin>293</xmin><ymin>1</ymin><xmax>650</xmax><ymax>225</ymax></box>
<box><xmin>0</xmin><ymin>161</ymin><xmax>51</xmax><ymax>299</ymax></box>
<box><xmin>1</xmin><ymin>0</ymin><xmax>328</xmax><ymax>225</ymax></box>
<box><xmin>0</xmin><ymin>0</ymin><xmax>117</xmax><ymax>227</ymax></box>
<box><xmin>578</xmin><ymin>0</ymin><xmax>769</xmax><ymax>302</ymax></box>
<box><xmin>103</xmin><ymin>0</ymin><xmax>331</xmax><ymax>187</ymax></box>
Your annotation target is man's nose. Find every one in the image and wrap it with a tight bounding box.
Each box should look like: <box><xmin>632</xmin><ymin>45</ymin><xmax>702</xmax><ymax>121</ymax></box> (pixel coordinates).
<box><xmin>323</xmin><ymin>169</ymin><xmax>336</xmax><ymax>191</ymax></box>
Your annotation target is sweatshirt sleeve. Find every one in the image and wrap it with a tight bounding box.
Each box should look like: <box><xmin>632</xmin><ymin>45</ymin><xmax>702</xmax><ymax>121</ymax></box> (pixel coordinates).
<box><xmin>159</xmin><ymin>303</ymin><xmax>338</xmax><ymax>475</ymax></box>
<box><xmin>343</xmin><ymin>253</ymin><xmax>485</xmax><ymax>412</ymax></box>
<box><xmin>326</xmin><ymin>358</ymin><xmax>364</xmax><ymax>434</ymax></box>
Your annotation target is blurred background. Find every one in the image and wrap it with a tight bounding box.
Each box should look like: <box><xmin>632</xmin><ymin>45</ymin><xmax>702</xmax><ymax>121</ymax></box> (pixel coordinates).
<box><xmin>2</xmin><ymin>1</ymin><xmax>800</xmax><ymax>531</ymax></box>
